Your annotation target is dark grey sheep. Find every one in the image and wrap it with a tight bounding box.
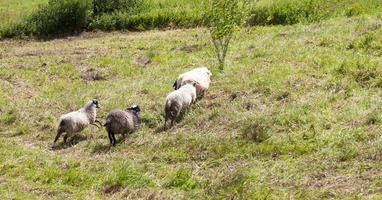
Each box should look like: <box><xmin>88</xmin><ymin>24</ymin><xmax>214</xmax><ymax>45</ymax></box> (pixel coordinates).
<box><xmin>103</xmin><ymin>105</ymin><xmax>141</xmax><ymax>146</ymax></box>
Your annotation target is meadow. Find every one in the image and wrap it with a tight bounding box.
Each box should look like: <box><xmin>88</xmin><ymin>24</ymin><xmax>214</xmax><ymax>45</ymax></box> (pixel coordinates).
<box><xmin>1</xmin><ymin>0</ymin><xmax>382</xmax><ymax>199</ymax></box>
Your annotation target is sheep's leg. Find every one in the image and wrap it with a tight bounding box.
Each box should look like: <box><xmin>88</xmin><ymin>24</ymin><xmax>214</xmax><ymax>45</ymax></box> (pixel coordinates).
<box><xmin>53</xmin><ymin>129</ymin><xmax>64</xmax><ymax>145</ymax></box>
<box><xmin>63</xmin><ymin>133</ymin><xmax>69</xmax><ymax>143</ymax></box>
<box><xmin>185</xmin><ymin>106</ymin><xmax>190</xmax><ymax>113</ymax></box>
<box><xmin>108</xmin><ymin>132</ymin><xmax>113</xmax><ymax>145</ymax></box>
<box><xmin>112</xmin><ymin>133</ymin><xmax>117</xmax><ymax>146</ymax></box>
<box><xmin>95</xmin><ymin>119</ymin><xmax>103</xmax><ymax>127</ymax></box>
<box><xmin>90</xmin><ymin>123</ymin><xmax>100</xmax><ymax>128</ymax></box>
<box><xmin>201</xmin><ymin>89</ymin><xmax>206</xmax><ymax>98</ymax></box>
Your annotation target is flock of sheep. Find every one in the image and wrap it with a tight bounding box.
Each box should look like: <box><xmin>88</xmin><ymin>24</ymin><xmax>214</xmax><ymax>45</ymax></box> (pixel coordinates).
<box><xmin>52</xmin><ymin>67</ymin><xmax>212</xmax><ymax>147</ymax></box>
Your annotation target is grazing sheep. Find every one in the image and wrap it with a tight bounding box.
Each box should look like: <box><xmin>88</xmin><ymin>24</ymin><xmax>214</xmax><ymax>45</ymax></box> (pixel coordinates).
<box><xmin>165</xmin><ymin>82</ymin><xmax>197</xmax><ymax>129</ymax></box>
<box><xmin>173</xmin><ymin>67</ymin><xmax>212</xmax><ymax>99</ymax></box>
<box><xmin>53</xmin><ymin>100</ymin><xmax>101</xmax><ymax>146</ymax></box>
<box><xmin>104</xmin><ymin>105</ymin><xmax>141</xmax><ymax>146</ymax></box>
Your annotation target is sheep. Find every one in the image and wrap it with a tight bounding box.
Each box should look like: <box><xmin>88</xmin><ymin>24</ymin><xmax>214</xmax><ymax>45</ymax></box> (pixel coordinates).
<box><xmin>53</xmin><ymin>99</ymin><xmax>101</xmax><ymax>146</ymax></box>
<box><xmin>103</xmin><ymin>105</ymin><xmax>141</xmax><ymax>146</ymax></box>
<box><xmin>173</xmin><ymin>67</ymin><xmax>212</xmax><ymax>99</ymax></box>
<box><xmin>165</xmin><ymin>82</ymin><xmax>197</xmax><ymax>129</ymax></box>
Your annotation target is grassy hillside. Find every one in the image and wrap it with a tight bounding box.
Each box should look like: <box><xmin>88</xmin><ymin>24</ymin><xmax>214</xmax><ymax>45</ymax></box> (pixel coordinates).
<box><xmin>1</xmin><ymin>13</ymin><xmax>382</xmax><ymax>198</ymax></box>
<box><xmin>0</xmin><ymin>0</ymin><xmax>47</xmax><ymax>23</ymax></box>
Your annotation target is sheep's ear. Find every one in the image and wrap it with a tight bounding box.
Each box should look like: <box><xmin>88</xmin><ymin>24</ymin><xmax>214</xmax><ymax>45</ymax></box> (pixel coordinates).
<box><xmin>172</xmin><ymin>79</ymin><xmax>178</xmax><ymax>90</ymax></box>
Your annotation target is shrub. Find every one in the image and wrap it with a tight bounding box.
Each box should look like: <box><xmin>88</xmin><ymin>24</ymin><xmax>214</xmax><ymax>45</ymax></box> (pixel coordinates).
<box><xmin>205</xmin><ymin>0</ymin><xmax>248</xmax><ymax>71</ymax></box>
<box><xmin>90</xmin><ymin>7</ymin><xmax>204</xmax><ymax>31</ymax></box>
<box><xmin>92</xmin><ymin>0</ymin><xmax>144</xmax><ymax>16</ymax></box>
<box><xmin>248</xmin><ymin>0</ymin><xmax>324</xmax><ymax>26</ymax></box>
<box><xmin>247</xmin><ymin>0</ymin><xmax>382</xmax><ymax>26</ymax></box>
<box><xmin>1</xmin><ymin>0</ymin><xmax>91</xmax><ymax>38</ymax></box>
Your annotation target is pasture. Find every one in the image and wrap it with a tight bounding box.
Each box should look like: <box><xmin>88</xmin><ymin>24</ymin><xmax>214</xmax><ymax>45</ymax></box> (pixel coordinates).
<box><xmin>1</xmin><ymin>0</ymin><xmax>382</xmax><ymax>199</ymax></box>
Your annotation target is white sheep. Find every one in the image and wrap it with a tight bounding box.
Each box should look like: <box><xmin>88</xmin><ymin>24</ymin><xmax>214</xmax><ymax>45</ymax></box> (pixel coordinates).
<box><xmin>103</xmin><ymin>105</ymin><xmax>141</xmax><ymax>146</ymax></box>
<box><xmin>173</xmin><ymin>67</ymin><xmax>212</xmax><ymax>99</ymax></box>
<box><xmin>165</xmin><ymin>82</ymin><xmax>197</xmax><ymax>129</ymax></box>
<box><xmin>53</xmin><ymin>99</ymin><xmax>101</xmax><ymax>146</ymax></box>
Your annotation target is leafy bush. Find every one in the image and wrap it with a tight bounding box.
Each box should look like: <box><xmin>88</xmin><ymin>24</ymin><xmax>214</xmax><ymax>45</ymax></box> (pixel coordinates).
<box><xmin>205</xmin><ymin>0</ymin><xmax>248</xmax><ymax>71</ymax></box>
<box><xmin>90</xmin><ymin>6</ymin><xmax>204</xmax><ymax>31</ymax></box>
<box><xmin>248</xmin><ymin>0</ymin><xmax>325</xmax><ymax>26</ymax></box>
<box><xmin>247</xmin><ymin>0</ymin><xmax>382</xmax><ymax>26</ymax></box>
<box><xmin>1</xmin><ymin>0</ymin><xmax>382</xmax><ymax>38</ymax></box>
<box><xmin>1</xmin><ymin>0</ymin><xmax>91</xmax><ymax>38</ymax></box>
<box><xmin>92</xmin><ymin>0</ymin><xmax>145</xmax><ymax>16</ymax></box>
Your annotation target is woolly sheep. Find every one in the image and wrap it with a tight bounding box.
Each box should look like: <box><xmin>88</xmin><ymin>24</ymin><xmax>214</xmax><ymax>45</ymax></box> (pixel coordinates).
<box><xmin>173</xmin><ymin>67</ymin><xmax>212</xmax><ymax>99</ymax></box>
<box><xmin>165</xmin><ymin>82</ymin><xmax>197</xmax><ymax>129</ymax></box>
<box><xmin>104</xmin><ymin>105</ymin><xmax>141</xmax><ymax>146</ymax></box>
<box><xmin>53</xmin><ymin>100</ymin><xmax>101</xmax><ymax>146</ymax></box>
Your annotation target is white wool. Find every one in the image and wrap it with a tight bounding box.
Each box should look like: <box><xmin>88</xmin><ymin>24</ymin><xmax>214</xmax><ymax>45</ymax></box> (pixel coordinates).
<box><xmin>175</xmin><ymin>67</ymin><xmax>212</xmax><ymax>95</ymax></box>
<box><xmin>167</xmin><ymin>83</ymin><xmax>197</xmax><ymax>108</ymax></box>
<box><xmin>58</xmin><ymin>100</ymin><xmax>97</xmax><ymax>134</ymax></box>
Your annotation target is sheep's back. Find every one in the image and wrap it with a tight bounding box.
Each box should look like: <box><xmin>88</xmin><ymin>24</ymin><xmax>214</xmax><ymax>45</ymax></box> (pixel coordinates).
<box><xmin>105</xmin><ymin>110</ymin><xmax>135</xmax><ymax>134</ymax></box>
<box><xmin>59</xmin><ymin>111</ymin><xmax>89</xmax><ymax>133</ymax></box>
<box><xmin>170</xmin><ymin>87</ymin><xmax>194</xmax><ymax>107</ymax></box>
<box><xmin>177</xmin><ymin>71</ymin><xmax>210</xmax><ymax>90</ymax></box>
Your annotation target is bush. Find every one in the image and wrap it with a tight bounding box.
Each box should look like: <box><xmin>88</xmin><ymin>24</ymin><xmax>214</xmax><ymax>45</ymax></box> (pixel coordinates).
<box><xmin>248</xmin><ymin>0</ymin><xmax>324</xmax><ymax>26</ymax></box>
<box><xmin>206</xmin><ymin>0</ymin><xmax>248</xmax><ymax>71</ymax></box>
<box><xmin>1</xmin><ymin>0</ymin><xmax>91</xmax><ymax>38</ymax></box>
<box><xmin>92</xmin><ymin>0</ymin><xmax>144</xmax><ymax>16</ymax></box>
<box><xmin>247</xmin><ymin>0</ymin><xmax>382</xmax><ymax>26</ymax></box>
<box><xmin>90</xmin><ymin>7</ymin><xmax>204</xmax><ymax>31</ymax></box>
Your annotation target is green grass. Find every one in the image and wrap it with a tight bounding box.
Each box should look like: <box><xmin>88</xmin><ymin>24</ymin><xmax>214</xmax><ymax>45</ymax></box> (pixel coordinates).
<box><xmin>0</xmin><ymin>0</ymin><xmax>47</xmax><ymax>23</ymax></box>
<box><xmin>248</xmin><ymin>0</ymin><xmax>382</xmax><ymax>25</ymax></box>
<box><xmin>1</xmin><ymin>0</ymin><xmax>382</xmax><ymax>37</ymax></box>
<box><xmin>2</xmin><ymin>11</ymin><xmax>382</xmax><ymax>198</ymax></box>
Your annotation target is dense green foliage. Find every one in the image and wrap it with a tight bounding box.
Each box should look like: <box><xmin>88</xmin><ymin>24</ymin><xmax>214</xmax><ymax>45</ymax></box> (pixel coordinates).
<box><xmin>1</xmin><ymin>0</ymin><xmax>91</xmax><ymax>38</ymax></box>
<box><xmin>92</xmin><ymin>0</ymin><xmax>144</xmax><ymax>16</ymax></box>
<box><xmin>1</xmin><ymin>0</ymin><xmax>381</xmax><ymax>38</ymax></box>
<box><xmin>206</xmin><ymin>0</ymin><xmax>247</xmax><ymax>71</ymax></box>
<box><xmin>248</xmin><ymin>0</ymin><xmax>382</xmax><ymax>25</ymax></box>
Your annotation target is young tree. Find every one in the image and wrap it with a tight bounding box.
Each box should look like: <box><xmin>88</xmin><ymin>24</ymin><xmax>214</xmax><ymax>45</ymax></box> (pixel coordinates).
<box><xmin>206</xmin><ymin>0</ymin><xmax>248</xmax><ymax>71</ymax></box>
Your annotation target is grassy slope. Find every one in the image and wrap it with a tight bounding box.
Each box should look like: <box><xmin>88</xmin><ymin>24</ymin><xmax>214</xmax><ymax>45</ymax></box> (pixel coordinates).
<box><xmin>0</xmin><ymin>0</ymin><xmax>47</xmax><ymax>23</ymax></box>
<box><xmin>2</xmin><ymin>13</ymin><xmax>382</xmax><ymax>199</ymax></box>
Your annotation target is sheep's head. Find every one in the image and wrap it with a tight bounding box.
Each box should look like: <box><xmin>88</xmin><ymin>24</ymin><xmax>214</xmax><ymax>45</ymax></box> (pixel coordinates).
<box><xmin>205</xmin><ymin>68</ymin><xmax>212</xmax><ymax>79</ymax></box>
<box><xmin>199</xmin><ymin>66</ymin><xmax>212</xmax><ymax>78</ymax></box>
<box><xmin>127</xmin><ymin>105</ymin><xmax>141</xmax><ymax>113</ymax></box>
<box><xmin>92</xmin><ymin>99</ymin><xmax>100</xmax><ymax>109</ymax></box>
